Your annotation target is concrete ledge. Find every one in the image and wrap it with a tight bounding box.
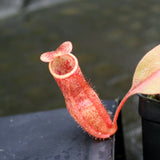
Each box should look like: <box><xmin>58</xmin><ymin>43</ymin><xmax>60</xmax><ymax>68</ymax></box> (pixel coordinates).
<box><xmin>0</xmin><ymin>100</ymin><xmax>117</xmax><ymax>160</ymax></box>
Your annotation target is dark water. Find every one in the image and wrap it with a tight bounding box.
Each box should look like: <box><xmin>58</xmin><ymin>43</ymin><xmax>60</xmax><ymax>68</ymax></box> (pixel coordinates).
<box><xmin>0</xmin><ymin>0</ymin><xmax>159</xmax><ymax>159</ymax></box>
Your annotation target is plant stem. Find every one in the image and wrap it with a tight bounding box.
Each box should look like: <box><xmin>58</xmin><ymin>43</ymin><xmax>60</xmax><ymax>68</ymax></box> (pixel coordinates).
<box><xmin>113</xmin><ymin>91</ymin><xmax>132</xmax><ymax>124</ymax></box>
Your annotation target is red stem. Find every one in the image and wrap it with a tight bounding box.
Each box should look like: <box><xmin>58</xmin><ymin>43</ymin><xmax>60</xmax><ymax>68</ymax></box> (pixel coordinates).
<box><xmin>113</xmin><ymin>90</ymin><xmax>132</xmax><ymax>124</ymax></box>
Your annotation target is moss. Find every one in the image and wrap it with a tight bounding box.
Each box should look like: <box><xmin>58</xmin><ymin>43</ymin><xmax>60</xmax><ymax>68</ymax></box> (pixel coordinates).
<box><xmin>146</xmin><ymin>94</ymin><xmax>160</xmax><ymax>101</ymax></box>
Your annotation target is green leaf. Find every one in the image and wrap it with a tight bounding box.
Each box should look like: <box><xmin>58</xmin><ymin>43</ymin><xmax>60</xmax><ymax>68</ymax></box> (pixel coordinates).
<box><xmin>131</xmin><ymin>44</ymin><xmax>160</xmax><ymax>95</ymax></box>
<box><xmin>113</xmin><ymin>44</ymin><xmax>160</xmax><ymax>124</ymax></box>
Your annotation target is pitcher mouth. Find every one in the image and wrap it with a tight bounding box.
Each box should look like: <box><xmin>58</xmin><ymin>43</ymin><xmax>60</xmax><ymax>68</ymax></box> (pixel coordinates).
<box><xmin>49</xmin><ymin>53</ymin><xmax>78</xmax><ymax>79</ymax></box>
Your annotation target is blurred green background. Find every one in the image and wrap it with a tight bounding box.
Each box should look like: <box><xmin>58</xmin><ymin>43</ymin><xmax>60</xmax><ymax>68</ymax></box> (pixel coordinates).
<box><xmin>0</xmin><ymin>0</ymin><xmax>159</xmax><ymax>159</ymax></box>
